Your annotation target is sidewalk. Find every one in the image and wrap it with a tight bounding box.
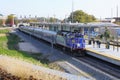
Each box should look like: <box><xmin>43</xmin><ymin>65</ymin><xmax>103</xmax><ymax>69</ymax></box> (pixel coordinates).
<box><xmin>85</xmin><ymin>41</ymin><xmax>120</xmax><ymax>65</ymax></box>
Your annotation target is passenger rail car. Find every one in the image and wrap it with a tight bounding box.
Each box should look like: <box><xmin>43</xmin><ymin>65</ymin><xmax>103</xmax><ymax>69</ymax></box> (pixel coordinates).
<box><xmin>19</xmin><ymin>26</ymin><xmax>86</xmax><ymax>56</ymax></box>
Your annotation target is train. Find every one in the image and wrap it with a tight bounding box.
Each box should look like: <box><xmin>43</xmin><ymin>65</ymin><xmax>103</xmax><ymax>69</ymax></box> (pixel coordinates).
<box><xmin>19</xmin><ymin>25</ymin><xmax>86</xmax><ymax>56</ymax></box>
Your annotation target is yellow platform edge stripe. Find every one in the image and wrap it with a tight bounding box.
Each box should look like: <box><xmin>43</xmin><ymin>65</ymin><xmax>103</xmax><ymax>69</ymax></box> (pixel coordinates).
<box><xmin>86</xmin><ymin>48</ymin><xmax>120</xmax><ymax>61</ymax></box>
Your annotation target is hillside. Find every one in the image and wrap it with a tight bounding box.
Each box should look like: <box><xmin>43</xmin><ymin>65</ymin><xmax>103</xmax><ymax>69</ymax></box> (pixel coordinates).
<box><xmin>0</xmin><ymin>29</ymin><xmax>66</xmax><ymax>80</ymax></box>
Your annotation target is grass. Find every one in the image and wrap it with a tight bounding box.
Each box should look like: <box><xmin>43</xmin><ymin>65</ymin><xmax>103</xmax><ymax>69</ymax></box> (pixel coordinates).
<box><xmin>0</xmin><ymin>34</ymin><xmax>44</xmax><ymax>66</ymax></box>
<box><xmin>0</xmin><ymin>29</ymin><xmax>66</xmax><ymax>79</ymax></box>
<box><xmin>0</xmin><ymin>29</ymin><xmax>47</xmax><ymax>66</ymax></box>
<box><xmin>0</xmin><ymin>29</ymin><xmax>64</xmax><ymax>70</ymax></box>
<box><xmin>0</xmin><ymin>29</ymin><xmax>10</xmax><ymax>34</ymax></box>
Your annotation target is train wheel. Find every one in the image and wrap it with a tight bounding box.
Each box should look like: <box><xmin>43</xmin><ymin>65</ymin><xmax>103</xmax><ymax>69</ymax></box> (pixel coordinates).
<box><xmin>78</xmin><ymin>50</ymin><xmax>85</xmax><ymax>56</ymax></box>
<box><xmin>69</xmin><ymin>48</ymin><xmax>72</xmax><ymax>56</ymax></box>
<box><xmin>62</xmin><ymin>47</ymin><xmax>66</xmax><ymax>53</ymax></box>
<box><xmin>72</xmin><ymin>52</ymin><xmax>75</xmax><ymax>56</ymax></box>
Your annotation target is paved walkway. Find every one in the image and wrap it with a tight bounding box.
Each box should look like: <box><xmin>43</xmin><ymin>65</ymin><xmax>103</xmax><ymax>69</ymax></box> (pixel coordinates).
<box><xmin>85</xmin><ymin>41</ymin><xmax>120</xmax><ymax>61</ymax></box>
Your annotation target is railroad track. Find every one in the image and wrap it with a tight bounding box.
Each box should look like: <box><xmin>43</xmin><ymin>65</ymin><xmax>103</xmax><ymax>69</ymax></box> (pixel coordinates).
<box><xmin>76</xmin><ymin>55</ymin><xmax>120</xmax><ymax>79</ymax></box>
<box><xmin>33</xmin><ymin>34</ymin><xmax>120</xmax><ymax>78</ymax></box>
<box><xmin>18</xmin><ymin>29</ymin><xmax>120</xmax><ymax>79</ymax></box>
<box><xmin>53</xmin><ymin>42</ymin><xmax>120</xmax><ymax>78</ymax></box>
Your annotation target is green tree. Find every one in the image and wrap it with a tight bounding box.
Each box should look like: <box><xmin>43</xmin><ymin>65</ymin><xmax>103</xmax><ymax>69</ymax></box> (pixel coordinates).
<box><xmin>0</xmin><ymin>19</ymin><xmax>2</xmax><ymax>26</ymax></box>
<box><xmin>6</xmin><ymin>14</ymin><xmax>13</xmax><ymax>25</ymax></box>
<box><xmin>47</xmin><ymin>17</ymin><xmax>60</xmax><ymax>22</ymax></box>
<box><xmin>49</xmin><ymin>17</ymin><xmax>57</xmax><ymax>22</ymax></box>
<box><xmin>103</xmin><ymin>27</ymin><xmax>110</xmax><ymax>41</ymax></box>
<box><xmin>102</xmin><ymin>27</ymin><xmax>111</xmax><ymax>49</ymax></box>
<box><xmin>0</xmin><ymin>14</ymin><xmax>3</xmax><ymax>26</ymax></box>
<box><xmin>6</xmin><ymin>14</ymin><xmax>18</xmax><ymax>26</ymax></box>
<box><xmin>14</xmin><ymin>17</ymin><xmax>19</xmax><ymax>25</ymax></box>
<box><xmin>67</xmin><ymin>10</ymin><xmax>96</xmax><ymax>23</ymax></box>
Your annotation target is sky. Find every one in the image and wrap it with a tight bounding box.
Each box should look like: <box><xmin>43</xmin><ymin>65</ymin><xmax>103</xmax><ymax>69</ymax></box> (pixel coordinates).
<box><xmin>0</xmin><ymin>0</ymin><xmax>120</xmax><ymax>19</ymax></box>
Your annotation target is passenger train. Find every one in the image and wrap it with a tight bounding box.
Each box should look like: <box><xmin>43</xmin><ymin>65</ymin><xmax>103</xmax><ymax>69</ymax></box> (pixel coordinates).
<box><xmin>19</xmin><ymin>25</ymin><xmax>86</xmax><ymax>56</ymax></box>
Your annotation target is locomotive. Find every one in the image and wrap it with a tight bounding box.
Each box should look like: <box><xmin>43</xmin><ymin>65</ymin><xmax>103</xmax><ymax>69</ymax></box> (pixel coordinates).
<box><xmin>19</xmin><ymin>25</ymin><xmax>86</xmax><ymax>56</ymax></box>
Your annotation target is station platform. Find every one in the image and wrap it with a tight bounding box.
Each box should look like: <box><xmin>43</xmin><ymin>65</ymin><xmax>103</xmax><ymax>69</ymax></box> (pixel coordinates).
<box><xmin>85</xmin><ymin>42</ymin><xmax>120</xmax><ymax>66</ymax></box>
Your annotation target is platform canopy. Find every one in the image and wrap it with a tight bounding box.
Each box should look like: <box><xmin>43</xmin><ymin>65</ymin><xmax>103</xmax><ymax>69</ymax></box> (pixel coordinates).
<box><xmin>30</xmin><ymin>22</ymin><xmax>120</xmax><ymax>28</ymax></box>
<box><xmin>82</xmin><ymin>22</ymin><xmax>120</xmax><ymax>27</ymax></box>
<box><xmin>61</xmin><ymin>22</ymin><xmax>120</xmax><ymax>28</ymax></box>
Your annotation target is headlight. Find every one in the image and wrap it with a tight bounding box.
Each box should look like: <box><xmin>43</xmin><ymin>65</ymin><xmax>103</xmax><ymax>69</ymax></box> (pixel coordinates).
<box><xmin>72</xmin><ymin>40</ymin><xmax>75</xmax><ymax>43</ymax></box>
<box><xmin>77</xmin><ymin>43</ymin><xmax>80</xmax><ymax>47</ymax></box>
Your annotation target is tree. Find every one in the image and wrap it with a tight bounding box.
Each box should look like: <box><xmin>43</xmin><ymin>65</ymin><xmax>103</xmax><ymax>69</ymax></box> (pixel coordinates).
<box><xmin>5</xmin><ymin>14</ymin><xmax>19</xmax><ymax>26</ymax></box>
<box><xmin>49</xmin><ymin>17</ymin><xmax>60</xmax><ymax>22</ymax></box>
<box><xmin>6</xmin><ymin>14</ymin><xmax>14</xmax><ymax>26</ymax></box>
<box><xmin>103</xmin><ymin>27</ymin><xmax>110</xmax><ymax>41</ymax></box>
<box><xmin>110</xmin><ymin>28</ymin><xmax>119</xmax><ymax>51</ymax></box>
<box><xmin>67</xmin><ymin>10</ymin><xmax>96</xmax><ymax>23</ymax></box>
<box><xmin>0</xmin><ymin>14</ymin><xmax>3</xmax><ymax>26</ymax></box>
<box><xmin>102</xmin><ymin>27</ymin><xmax>111</xmax><ymax>49</ymax></box>
<box><xmin>0</xmin><ymin>19</ymin><xmax>2</xmax><ymax>26</ymax></box>
<box><xmin>14</xmin><ymin>17</ymin><xmax>19</xmax><ymax>25</ymax></box>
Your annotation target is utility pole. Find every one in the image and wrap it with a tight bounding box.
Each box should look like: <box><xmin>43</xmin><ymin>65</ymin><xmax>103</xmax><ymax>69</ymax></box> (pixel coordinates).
<box><xmin>53</xmin><ymin>14</ymin><xmax>56</xmax><ymax>22</ymax></box>
<box><xmin>111</xmin><ymin>8</ymin><xmax>113</xmax><ymax>20</ymax></box>
<box><xmin>47</xmin><ymin>15</ymin><xmax>49</xmax><ymax>23</ymax></box>
<box><xmin>72</xmin><ymin>0</ymin><xmax>74</xmax><ymax>23</ymax></box>
<box><xmin>65</xmin><ymin>14</ymin><xmax>67</xmax><ymax>23</ymax></box>
<box><xmin>117</xmin><ymin>5</ymin><xmax>118</xmax><ymax>19</ymax></box>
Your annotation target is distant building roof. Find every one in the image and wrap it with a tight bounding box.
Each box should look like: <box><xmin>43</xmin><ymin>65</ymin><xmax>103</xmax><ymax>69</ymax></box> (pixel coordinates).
<box><xmin>86</xmin><ymin>22</ymin><xmax>119</xmax><ymax>27</ymax></box>
<box><xmin>113</xmin><ymin>17</ymin><xmax>120</xmax><ymax>22</ymax></box>
<box><xmin>100</xmin><ymin>18</ymin><xmax>115</xmax><ymax>23</ymax></box>
<box><xmin>30</xmin><ymin>22</ymin><xmax>120</xmax><ymax>28</ymax></box>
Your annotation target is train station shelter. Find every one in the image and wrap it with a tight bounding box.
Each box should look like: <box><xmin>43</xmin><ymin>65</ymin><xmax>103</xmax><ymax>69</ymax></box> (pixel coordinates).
<box><xmin>30</xmin><ymin>22</ymin><xmax>119</xmax><ymax>34</ymax></box>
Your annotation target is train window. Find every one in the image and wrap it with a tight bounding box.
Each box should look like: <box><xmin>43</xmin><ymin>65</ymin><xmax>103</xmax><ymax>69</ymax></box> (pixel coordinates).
<box><xmin>69</xmin><ymin>35</ymin><xmax>74</xmax><ymax>38</ymax></box>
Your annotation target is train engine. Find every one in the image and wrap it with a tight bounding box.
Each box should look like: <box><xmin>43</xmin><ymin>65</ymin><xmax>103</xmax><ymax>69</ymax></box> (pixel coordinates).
<box><xmin>56</xmin><ymin>30</ymin><xmax>86</xmax><ymax>55</ymax></box>
<box><xmin>19</xmin><ymin>26</ymin><xmax>86</xmax><ymax>56</ymax></box>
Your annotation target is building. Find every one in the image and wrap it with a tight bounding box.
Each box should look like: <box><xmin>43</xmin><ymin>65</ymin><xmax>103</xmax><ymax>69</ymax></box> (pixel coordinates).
<box><xmin>0</xmin><ymin>14</ymin><xmax>6</xmax><ymax>26</ymax></box>
<box><xmin>113</xmin><ymin>17</ymin><xmax>120</xmax><ymax>22</ymax></box>
<box><xmin>100</xmin><ymin>18</ymin><xmax>115</xmax><ymax>23</ymax></box>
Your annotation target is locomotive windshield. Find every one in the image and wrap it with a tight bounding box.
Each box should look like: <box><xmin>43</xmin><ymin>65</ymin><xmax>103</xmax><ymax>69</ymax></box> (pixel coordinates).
<box><xmin>75</xmin><ymin>34</ymin><xmax>83</xmax><ymax>38</ymax></box>
<box><xmin>67</xmin><ymin>33</ymin><xmax>83</xmax><ymax>39</ymax></box>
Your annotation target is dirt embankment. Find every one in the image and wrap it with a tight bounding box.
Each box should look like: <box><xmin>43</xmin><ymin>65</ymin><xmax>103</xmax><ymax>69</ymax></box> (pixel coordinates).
<box><xmin>0</xmin><ymin>55</ymin><xmax>66</xmax><ymax>80</ymax></box>
<box><xmin>0</xmin><ymin>68</ymin><xmax>38</xmax><ymax>80</ymax></box>
<box><xmin>0</xmin><ymin>34</ymin><xmax>6</xmax><ymax>37</ymax></box>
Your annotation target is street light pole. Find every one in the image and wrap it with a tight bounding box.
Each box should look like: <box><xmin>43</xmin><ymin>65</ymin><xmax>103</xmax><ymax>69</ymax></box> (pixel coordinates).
<box><xmin>111</xmin><ymin>8</ymin><xmax>113</xmax><ymax>20</ymax></box>
<box><xmin>65</xmin><ymin>14</ymin><xmax>68</xmax><ymax>23</ymax></box>
<box><xmin>116</xmin><ymin>31</ymin><xmax>119</xmax><ymax>51</ymax></box>
<box><xmin>116</xmin><ymin>5</ymin><xmax>119</xmax><ymax>51</ymax></box>
<box><xmin>53</xmin><ymin>14</ymin><xmax>56</xmax><ymax>22</ymax></box>
<box><xmin>116</xmin><ymin>5</ymin><xmax>118</xmax><ymax>19</ymax></box>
